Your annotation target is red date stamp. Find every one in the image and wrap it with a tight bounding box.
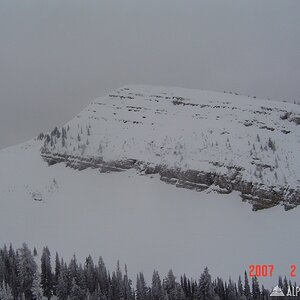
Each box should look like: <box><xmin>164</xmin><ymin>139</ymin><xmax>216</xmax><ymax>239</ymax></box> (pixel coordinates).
<box><xmin>249</xmin><ymin>264</ymin><xmax>297</xmax><ymax>277</ymax></box>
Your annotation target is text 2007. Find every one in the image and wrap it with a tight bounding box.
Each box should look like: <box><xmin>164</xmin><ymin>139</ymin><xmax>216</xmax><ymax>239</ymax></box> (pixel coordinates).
<box><xmin>249</xmin><ymin>265</ymin><xmax>274</xmax><ymax>277</ymax></box>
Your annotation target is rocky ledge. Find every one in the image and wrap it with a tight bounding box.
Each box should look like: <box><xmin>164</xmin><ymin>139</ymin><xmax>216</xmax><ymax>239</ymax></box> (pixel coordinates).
<box><xmin>41</xmin><ymin>151</ymin><xmax>300</xmax><ymax>211</ymax></box>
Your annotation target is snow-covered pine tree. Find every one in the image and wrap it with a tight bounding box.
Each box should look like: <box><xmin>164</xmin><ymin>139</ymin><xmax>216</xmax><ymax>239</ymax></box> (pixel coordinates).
<box><xmin>56</xmin><ymin>268</ymin><xmax>69</xmax><ymax>300</ymax></box>
<box><xmin>54</xmin><ymin>252</ymin><xmax>61</xmax><ymax>295</ymax></box>
<box><xmin>115</xmin><ymin>260</ymin><xmax>124</xmax><ymax>299</ymax></box>
<box><xmin>69</xmin><ymin>278</ymin><xmax>86</xmax><ymax>300</ymax></box>
<box><xmin>283</xmin><ymin>276</ymin><xmax>289</xmax><ymax>296</ymax></box>
<box><xmin>41</xmin><ymin>246</ymin><xmax>53</xmax><ymax>300</ymax></box>
<box><xmin>136</xmin><ymin>272</ymin><xmax>149</xmax><ymax>300</ymax></box>
<box><xmin>261</xmin><ymin>285</ymin><xmax>269</xmax><ymax>300</ymax></box>
<box><xmin>251</xmin><ymin>276</ymin><xmax>260</xmax><ymax>300</ymax></box>
<box><xmin>97</xmin><ymin>256</ymin><xmax>109</xmax><ymax>296</ymax></box>
<box><xmin>0</xmin><ymin>281</ymin><xmax>13</xmax><ymax>300</ymax></box>
<box><xmin>123</xmin><ymin>264</ymin><xmax>134</xmax><ymax>300</ymax></box>
<box><xmin>163</xmin><ymin>269</ymin><xmax>177</xmax><ymax>299</ymax></box>
<box><xmin>197</xmin><ymin>267</ymin><xmax>215</xmax><ymax>300</ymax></box>
<box><xmin>68</xmin><ymin>255</ymin><xmax>78</xmax><ymax>283</ymax></box>
<box><xmin>76</xmin><ymin>264</ymin><xmax>86</xmax><ymax>293</ymax></box>
<box><xmin>84</xmin><ymin>255</ymin><xmax>96</xmax><ymax>294</ymax></box>
<box><xmin>110</xmin><ymin>263</ymin><xmax>124</xmax><ymax>300</ymax></box>
<box><xmin>227</xmin><ymin>278</ymin><xmax>237</xmax><ymax>300</ymax></box>
<box><xmin>8</xmin><ymin>244</ymin><xmax>18</xmax><ymax>299</ymax></box>
<box><xmin>215</xmin><ymin>278</ymin><xmax>225</xmax><ymax>300</ymax></box>
<box><xmin>244</xmin><ymin>271</ymin><xmax>251</xmax><ymax>300</ymax></box>
<box><xmin>237</xmin><ymin>275</ymin><xmax>243</xmax><ymax>297</ymax></box>
<box><xmin>151</xmin><ymin>270</ymin><xmax>164</xmax><ymax>300</ymax></box>
<box><xmin>31</xmin><ymin>271</ymin><xmax>43</xmax><ymax>300</ymax></box>
<box><xmin>0</xmin><ymin>256</ymin><xmax>4</xmax><ymax>285</ymax></box>
<box><xmin>17</xmin><ymin>243</ymin><xmax>37</xmax><ymax>299</ymax></box>
<box><xmin>278</xmin><ymin>275</ymin><xmax>283</xmax><ymax>289</ymax></box>
<box><xmin>174</xmin><ymin>284</ymin><xmax>186</xmax><ymax>300</ymax></box>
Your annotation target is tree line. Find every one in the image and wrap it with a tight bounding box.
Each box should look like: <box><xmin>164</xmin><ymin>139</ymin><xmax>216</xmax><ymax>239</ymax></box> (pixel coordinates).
<box><xmin>0</xmin><ymin>243</ymin><xmax>298</xmax><ymax>300</ymax></box>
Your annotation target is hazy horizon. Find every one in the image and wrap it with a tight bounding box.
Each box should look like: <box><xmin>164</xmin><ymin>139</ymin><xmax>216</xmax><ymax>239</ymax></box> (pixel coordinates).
<box><xmin>0</xmin><ymin>0</ymin><xmax>299</xmax><ymax>149</ymax></box>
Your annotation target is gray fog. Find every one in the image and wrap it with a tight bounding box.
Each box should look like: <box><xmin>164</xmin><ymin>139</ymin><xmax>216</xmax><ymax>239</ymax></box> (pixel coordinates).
<box><xmin>0</xmin><ymin>0</ymin><xmax>299</xmax><ymax>149</ymax></box>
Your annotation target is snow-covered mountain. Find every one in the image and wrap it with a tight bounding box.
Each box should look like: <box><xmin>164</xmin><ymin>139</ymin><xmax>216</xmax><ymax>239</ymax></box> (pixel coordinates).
<box><xmin>1</xmin><ymin>85</ymin><xmax>300</xmax><ymax>285</ymax></box>
<box><xmin>39</xmin><ymin>85</ymin><xmax>300</xmax><ymax>210</ymax></box>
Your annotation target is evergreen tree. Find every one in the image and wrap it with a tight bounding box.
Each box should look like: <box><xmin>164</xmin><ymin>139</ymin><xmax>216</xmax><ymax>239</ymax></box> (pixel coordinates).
<box><xmin>151</xmin><ymin>270</ymin><xmax>164</xmax><ymax>300</ymax></box>
<box><xmin>268</xmin><ymin>138</ymin><xmax>276</xmax><ymax>151</ymax></box>
<box><xmin>237</xmin><ymin>275</ymin><xmax>243</xmax><ymax>297</ymax></box>
<box><xmin>174</xmin><ymin>284</ymin><xmax>186</xmax><ymax>300</ymax></box>
<box><xmin>251</xmin><ymin>276</ymin><xmax>260</xmax><ymax>300</ymax></box>
<box><xmin>56</xmin><ymin>268</ymin><xmax>70</xmax><ymax>300</ymax></box>
<box><xmin>62</xmin><ymin>135</ymin><xmax>66</xmax><ymax>147</ymax></box>
<box><xmin>1</xmin><ymin>244</ymin><xmax>300</xmax><ymax>300</ymax></box>
<box><xmin>85</xmin><ymin>255</ymin><xmax>96</xmax><ymax>294</ymax></box>
<box><xmin>110</xmin><ymin>272</ymin><xmax>121</xmax><ymax>300</ymax></box>
<box><xmin>45</xmin><ymin>134</ymin><xmax>50</xmax><ymax>144</ymax></box>
<box><xmin>62</xmin><ymin>127</ymin><xmax>67</xmax><ymax>139</ymax></box>
<box><xmin>283</xmin><ymin>276</ymin><xmax>289</xmax><ymax>296</ymax></box>
<box><xmin>8</xmin><ymin>244</ymin><xmax>18</xmax><ymax>299</ymax></box>
<box><xmin>31</xmin><ymin>271</ymin><xmax>43</xmax><ymax>300</ymax></box>
<box><xmin>244</xmin><ymin>272</ymin><xmax>251</xmax><ymax>300</ymax></box>
<box><xmin>97</xmin><ymin>256</ymin><xmax>109</xmax><ymax>296</ymax></box>
<box><xmin>164</xmin><ymin>269</ymin><xmax>177</xmax><ymax>300</ymax></box>
<box><xmin>76</xmin><ymin>264</ymin><xmax>86</xmax><ymax>292</ymax></box>
<box><xmin>54</xmin><ymin>252</ymin><xmax>61</xmax><ymax>295</ymax></box>
<box><xmin>51</xmin><ymin>127</ymin><xmax>61</xmax><ymax>138</ymax></box>
<box><xmin>69</xmin><ymin>278</ymin><xmax>86</xmax><ymax>300</ymax></box>
<box><xmin>191</xmin><ymin>279</ymin><xmax>198</xmax><ymax>299</ymax></box>
<box><xmin>227</xmin><ymin>278</ymin><xmax>237</xmax><ymax>300</ymax></box>
<box><xmin>136</xmin><ymin>272</ymin><xmax>149</xmax><ymax>300</ymax></box>
<box><xmin>278</xmin><ymin>276</ymin><xmax>283</xmax><ymax>289</ymax></box>
<box><xmin>0</xmin><ymin>256</ymin><xmax>4</xmax><ymax>286</ymax></box>
<box><xmin>68</xmin><ymin>255</ymin><xmax>78</xmax><ymax>283</ymax></box>
<box><xmin>197</xmin><ymin>267</ymin><xmax>215</xmax><ymax>300</ymax></box>
<box><xmin>261</xmin><ymin>285</ymin><xmax>269</xmax><ymax>300</ymax></box>
<box><xmin>17</xmin><ymin>243</ymin><xmax>37</xmax><ymax>299</ymax></box>
<box><xmin>215</xmin><ymin>278</ymin><xmax>225</xmax><ymax>300</ymax></box>
<box><xmin>123</xmin><ymin>264</ymin><xmax>134</xmax><ymax>300</ymax></box>
<box><xmin>41</xmin><ymin>246</ymin><xmax>53</xmax><ymax>300</ymax></box>
<box><xmin>0</xmin><ymin>281</ymin><xmax>13</xmax><ymax>300</ymax></box>
<box><xmin>180</xmin><ymin>275</ymin><xmax>187</xmax><ymax>297</ymax></box>
<box><xmin>61</xmin><ymin>127</ymin><xmax>67</xmax><ymax>147</ymax></box>
<box><xmin>110</xmin><ymin>261</ymin><xmax>124</xmax><ymax>300</ymax></box>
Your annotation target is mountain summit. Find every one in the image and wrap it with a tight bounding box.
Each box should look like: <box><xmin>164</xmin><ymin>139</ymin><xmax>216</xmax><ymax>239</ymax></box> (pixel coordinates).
<box><xmin>39</xmin><ymin>85</ymin><xmax>300</xmax><ymax>210</ymax></box>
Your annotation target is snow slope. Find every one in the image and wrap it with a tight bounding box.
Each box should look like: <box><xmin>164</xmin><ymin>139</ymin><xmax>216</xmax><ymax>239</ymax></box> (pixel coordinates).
<box><xmin>41</xmin><ymin>85</ymin><xmax>300</xmax><ymax>209</ymax></box>
<box><xmin>0</xmin><ymin>85</ymin><xmax>300</xmax><ymax>287</ymax></box>
<box><xmin>0</xmin><ymin>140</ymin><xmax>299</xmax><ymax>287</ymax></box>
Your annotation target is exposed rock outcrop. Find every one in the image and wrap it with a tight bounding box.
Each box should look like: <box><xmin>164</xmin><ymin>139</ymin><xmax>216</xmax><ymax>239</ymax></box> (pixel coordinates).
<box><xmin>41</xmin><ymin>151</ymin><xmax>300</xmax><ymax>211</ymax></box>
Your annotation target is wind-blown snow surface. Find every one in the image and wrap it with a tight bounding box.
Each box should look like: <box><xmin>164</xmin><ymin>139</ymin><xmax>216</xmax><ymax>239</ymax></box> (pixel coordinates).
<box><xmin>0</xmin><ymin>140</ymin><xmax>300</xmax><ymax>286</ymax></box>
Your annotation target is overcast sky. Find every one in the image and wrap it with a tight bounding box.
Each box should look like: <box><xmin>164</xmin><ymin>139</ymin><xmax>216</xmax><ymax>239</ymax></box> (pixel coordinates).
<box><xmin>0</xmin><ymin>0</ymin><xmax>299</xmax><ymax>149</ymax></box>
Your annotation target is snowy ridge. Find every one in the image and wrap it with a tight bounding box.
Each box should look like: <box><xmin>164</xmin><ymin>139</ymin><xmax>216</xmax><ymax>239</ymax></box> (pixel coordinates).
<box><xmin>40</xmin><ymin>85</ymin><xmax>300</xmax><ymax>210</ymax></box>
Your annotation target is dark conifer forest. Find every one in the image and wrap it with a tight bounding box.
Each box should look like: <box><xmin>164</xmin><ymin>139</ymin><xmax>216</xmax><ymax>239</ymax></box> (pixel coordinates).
<box><xmin>0</xmin><ymin>243</ymin><xmax>297</xmax><ymax>300</ymax></box>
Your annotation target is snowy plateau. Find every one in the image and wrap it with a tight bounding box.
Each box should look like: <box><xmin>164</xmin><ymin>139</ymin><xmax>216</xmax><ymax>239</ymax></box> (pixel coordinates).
<box><xmin>0</xmin><ymin>85</ymin><xmax>300</xmax><ymax>285</ymax></box>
